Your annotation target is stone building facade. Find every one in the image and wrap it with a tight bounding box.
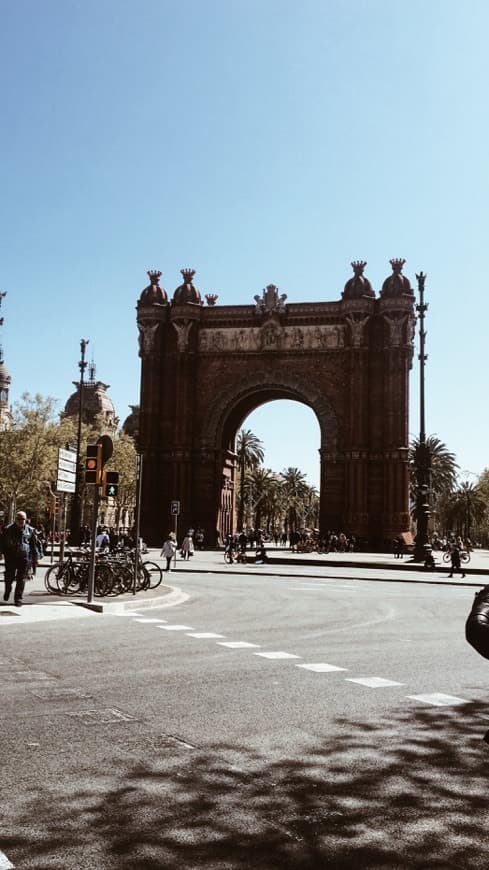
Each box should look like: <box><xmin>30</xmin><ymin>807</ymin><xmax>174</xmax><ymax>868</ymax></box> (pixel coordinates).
<box><xmin>136</xmin><ymin>261</ymin><xmax>416</xmax><ymax>547</ymax></box>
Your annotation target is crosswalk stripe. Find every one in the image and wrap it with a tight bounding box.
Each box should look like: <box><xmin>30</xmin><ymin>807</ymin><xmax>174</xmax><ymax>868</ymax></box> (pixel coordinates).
<box><xmin>187</xmin><ymin>632</ymin><xmax>226</xmax><ymax>638</ymax></box>
<box><xmin>133</xmin><ymin>618</ymin><xmax>167</xmax><ymax>623</ymax></box>
<box><xmin>297</xmin><ymin>663</ymin><xmax>348</xmax><ymax>672</ymax></box>
<box><xmin>406</xmin><ymin>693</ymin><xmax>469</xmax><ymax>706</ymax></box>
<box><xmin>346</xmin><ymin>677</ymin><xmax>404</xmax><ymax>688</ymax></box>
<box><xmin>217</xmin><ymin>641</ymin><xmax>260</xmax><ymax>649</ymax></box>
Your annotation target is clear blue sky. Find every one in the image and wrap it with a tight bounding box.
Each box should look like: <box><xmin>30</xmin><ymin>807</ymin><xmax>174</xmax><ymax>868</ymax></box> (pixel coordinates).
<box><xmin>1</xmin><ymin>0</ymin><xmax>488</xmax><ymax>488</ymax></box>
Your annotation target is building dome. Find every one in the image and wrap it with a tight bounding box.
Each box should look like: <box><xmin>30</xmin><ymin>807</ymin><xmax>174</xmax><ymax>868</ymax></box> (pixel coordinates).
<box><xmin>342</xmin><ymin>261</ymin><xmax>375</xmax><ymax>300</ymax></box>
<box><xmin>122</xmin><ymin>405</ymin><xmax>139</xmax><ymax>439</ymax></box>
<box><xmin>172</xmin><ymin>269</ymin><xmax>203</xmax><ymax>305</ymax></box>
<box><xmin>0</xmin><ymin>359</ymin><xmax>11</xmax><ymax>386</ymax></box>
<box><xmin>138</xmin><ymin>270</ymin><xmax>168</xmax><ymax>306</ymax></box>
<box><xmin>381</xmin><ymin>259</ymin><xmax>414</xmax><ymax>298</ymax></box>
<box><xmin>63</xmin><ymin>376</ymin><xmax>118</xmax><ymax>430</ymax></box>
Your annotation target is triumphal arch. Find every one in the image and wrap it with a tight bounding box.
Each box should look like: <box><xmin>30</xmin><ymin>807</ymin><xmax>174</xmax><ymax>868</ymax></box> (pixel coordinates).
<box><xmin>136</xmin><ymin>260</ymin><xmax>415</xmax><ymax>547</ymax></box>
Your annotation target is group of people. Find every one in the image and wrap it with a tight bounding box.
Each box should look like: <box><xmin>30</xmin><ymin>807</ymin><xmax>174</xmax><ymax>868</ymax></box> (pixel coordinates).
<box><xmin>160</xmin><ymin>528</ymin><xmax>204</xmax><ymax>571</ymax></box>
<box><xmin>223</xmin><ymin>533</ymin><xmax>268</xmax><ymax>564</ymax></box>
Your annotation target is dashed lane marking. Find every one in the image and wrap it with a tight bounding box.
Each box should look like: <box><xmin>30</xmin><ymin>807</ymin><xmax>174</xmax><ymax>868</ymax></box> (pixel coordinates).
<box><xmin>255</xmin><ymin>651</ymin><xmax>301</xmax><ymax>660</ymax></box>
<box><xmin>133</xmin><ymin>618</ymin><xmax>167</xmax><ymax>623</ymax></box>
<box><xmin>297</xmin><ymin>663</ymin><xmax>348</xmax><ymax>673</ymax></box>
<box><xmin>217</xmin><ymin>641</ymin><xmax>260</xmax><ymax>649</ymax></box>
<box><xmin>406</xmin><ymin>693</ymin><xmax>470</xmax><ymax>707</ymax></box>
<box><xmin>0</xmin><ymin>850</ymin><xmax>14</xmax><ymax>868</ymax></box>
<box><xmin>187</xmin><ymin>632</ymin><xmax>226</xmax><ymax>638</ymax></box>
<box><xmin>157</xmin><ymin>624</ymin><xmax>195</xmax><ymax>631</ymax></box>
<box><xmin>346</xmin><ymin>677</ymin><xmax>405</xmax><ymax>688</ymax></box>
<box><xmin>288</xmin><ymin>584</ymin><xmax>358</xmax><ymax>591</ymax></box>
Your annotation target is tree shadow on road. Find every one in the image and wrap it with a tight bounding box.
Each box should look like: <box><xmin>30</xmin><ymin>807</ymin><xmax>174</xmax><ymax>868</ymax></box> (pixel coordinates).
<box><xmin>3</xmin><ymin>700</ymin><xmax>489</xmax><ymax>869</ymax></box>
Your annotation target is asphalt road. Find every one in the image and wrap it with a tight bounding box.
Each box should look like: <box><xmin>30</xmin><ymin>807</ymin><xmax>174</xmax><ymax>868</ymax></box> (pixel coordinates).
<box><xmin>1</xmin><ymin>566</ymin><xmax>489</xmax><ymax>869</ymax></box>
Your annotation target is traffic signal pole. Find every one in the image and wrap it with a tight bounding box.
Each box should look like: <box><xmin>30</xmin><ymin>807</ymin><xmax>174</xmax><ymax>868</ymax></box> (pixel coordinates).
<box><xmin>87</xmin><ymin>484</ymin><xmax>100</xmax><ymax>604</ymax></box>
<box><xmin>133</xmin><ymin>453</ymin><xmax>143</xmax><ymax>595</ymax></box>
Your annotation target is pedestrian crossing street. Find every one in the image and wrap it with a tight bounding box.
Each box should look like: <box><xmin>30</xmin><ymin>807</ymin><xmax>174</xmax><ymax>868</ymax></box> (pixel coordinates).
<box><xmin>128</xmin><ymin>614</ymin><xmax>470</xmax><ymax>709</ymax></box>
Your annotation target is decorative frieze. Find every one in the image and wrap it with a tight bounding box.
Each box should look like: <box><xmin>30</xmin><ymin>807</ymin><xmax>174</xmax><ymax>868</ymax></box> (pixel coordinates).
<box><xmin>198</xmin><ymin>323</ymin><xmax>345</xmax><ymax>352</ymax></box>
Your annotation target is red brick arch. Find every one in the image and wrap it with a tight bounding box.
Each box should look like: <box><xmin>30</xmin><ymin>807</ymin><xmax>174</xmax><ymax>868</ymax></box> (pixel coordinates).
<box><xmin>137</xmin><ymin>276</ymin><xmax>415</xmax><ymax>547</ymax></box>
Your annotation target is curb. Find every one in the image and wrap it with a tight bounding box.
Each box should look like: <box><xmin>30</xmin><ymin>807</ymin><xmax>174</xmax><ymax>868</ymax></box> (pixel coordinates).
<box><xmin>74</xmin><ymin>585</ymin><xmax>189</xmax><ymax>614</ymax></box>
<box><xmin>167</xmin><ymin>564</ymin><xmax>486</xmax><ymax>588</ymax></box>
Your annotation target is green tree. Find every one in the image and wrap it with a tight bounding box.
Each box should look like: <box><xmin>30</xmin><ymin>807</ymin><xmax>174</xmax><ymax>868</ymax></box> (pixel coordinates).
<box><xmin>409</xmin><ymin>435</ymin><xmax>459</xmax><ymax>503</ymax></box>
<box><xmin>280</xmin><ymin>467</ymin><xmax>309</xmax><ymax>533</ymax></box>
<box><xmin>444</xmin><ymin>481</ymin><xmax>486</xmax><ymax>542</ymax></box>
<box><xmin>236</xmin><ymin>428</ymin><xmax>264</xmax><ymax>530</ymax></box>
<box><xmin>0</xmin><ymin>393</ymin><xmax>64</xmax><ymax>523</ymax></box>
<box><xmin>243</xmin><ymin>467</ymin><xmax>281</xmax><ymax>532</ymax></box>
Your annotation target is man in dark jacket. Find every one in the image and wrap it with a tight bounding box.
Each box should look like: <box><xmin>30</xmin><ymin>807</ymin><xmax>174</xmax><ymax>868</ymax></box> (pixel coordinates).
<box><xmin>0</xmin><ymin>511</ymin><xmax>41</xmax><ymax>606</ymax></box>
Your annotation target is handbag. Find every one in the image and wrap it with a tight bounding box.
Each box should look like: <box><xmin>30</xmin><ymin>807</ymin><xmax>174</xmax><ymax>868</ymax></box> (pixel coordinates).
<box><xmin>466</xmin><ymin>585</ymin><xmax>489</xmax><ymax>660</ymax></box>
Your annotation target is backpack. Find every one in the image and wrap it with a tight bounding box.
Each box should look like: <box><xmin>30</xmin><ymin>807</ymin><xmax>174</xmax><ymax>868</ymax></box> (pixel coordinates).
<box><xmin>466</xmin><ymin>585</ymin><xmax>489</xmax><ymax>660</ymax></box>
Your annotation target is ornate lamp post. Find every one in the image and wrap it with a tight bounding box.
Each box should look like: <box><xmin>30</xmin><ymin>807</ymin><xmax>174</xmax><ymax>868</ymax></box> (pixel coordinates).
<box><xmin>413</xmin><ymin>272</ymin><xmax>431</xmax><ymax>562</ymax></box>
<box><xmin>69</xmin><ymin>339</ymin><xmax>89</xmax><ymax>545</ymax></box>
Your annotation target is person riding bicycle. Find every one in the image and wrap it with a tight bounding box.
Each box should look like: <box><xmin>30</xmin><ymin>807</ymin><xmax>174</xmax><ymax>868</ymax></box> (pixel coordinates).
<box><xmin>449</xmin><ymin>543</ymin><xmax>466</xmax><ymax>579</ymax></box>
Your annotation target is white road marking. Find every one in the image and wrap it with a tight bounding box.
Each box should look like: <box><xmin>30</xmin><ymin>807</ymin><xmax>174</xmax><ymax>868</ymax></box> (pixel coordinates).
<box><xmin>255</xmin><ymin>652</ymin><xmax>301</xmax><ymax>660</ymax></box>
<box><xmin>346</xmin><ymin>677</ymin><xmax>404</xmax><ymax>688</ymax></box>
<box><xmin>407</xmin><ymin>693</ymin><xmax>470</xmax><ymax>707</ymax></box>
<box><xmin>187</xmin><ymin>632</ymin><xmax>226</xmax><ymax>638</ymax></box>
<box><xmin>0</xmin><ymin>850</ymin><xmax>14</xmax><ymax>868</ymax></box>
<box><xmin>133</xmin><ymin>618</ymin><xmax>167</xmax><ymax>623</ymax></box>
<box><xmin>217</xmin><ymin>641</ymin><xmax>260</xmax><ymax>649</ymax></box>
<box><xmin>297</xmin><ymin>663</ymin><xmax>348</xmax><ymax>673</ymax></box>
<box><xmin>157</xmin><ymin>625</ymin><xmax>195</xmax><ymax>631</ymax></box>
<box><xmin>288</xmin><ymin>584</ymin><xmax>357</xmax><ymax>591</ymax></box>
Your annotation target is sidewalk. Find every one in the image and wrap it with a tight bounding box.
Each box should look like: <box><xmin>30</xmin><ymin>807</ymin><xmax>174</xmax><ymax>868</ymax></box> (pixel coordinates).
<box><xmin>2</xmin><ymin>547</ymin><xmax>487</xmax><ymax>622</ymax></box>
<box><xmin>153</xmin><ymin>545</ymin><xmax>489</xmax><ymax>579</ymax></box>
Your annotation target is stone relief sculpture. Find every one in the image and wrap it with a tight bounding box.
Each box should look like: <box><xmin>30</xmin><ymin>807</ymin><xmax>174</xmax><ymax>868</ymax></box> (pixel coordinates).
<box><xmin>254</xmin><ymin>284</ymin><xmax>287</xmax><ymax>315</ymax></box>
<box><xmin>261</xmin><ymin>321</ymin><xmax>283</xmax><ymax>349</ymax></box>
<box><xmin>198</xmin><ymin>324</ymin><xmax>345</xmax><ymax>352</ymax></box>
<box><xmin>383</xmin><ymin>313</ymin><xmax>408</xmax><ymax>347</ymax></box>
<box><xmin>172</xmin><ymin>320</ymin><xmax>194</xmax><ymax>352</ymax></box>
<box><xmin>138</xmin><ymin>322</ymin><xmax>159</xmax><ymax>355</ymax></box>
<box><xmin>345</xmin><ymin>313</ymin><xmax>370</xmax><ymax>347</ymax></box>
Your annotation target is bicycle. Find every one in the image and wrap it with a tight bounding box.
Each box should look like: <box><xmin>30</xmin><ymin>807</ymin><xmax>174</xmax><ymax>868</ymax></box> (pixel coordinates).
<box><xmin>442</xmin><ymin>549</ymin><xmax>470</xmax><ymax>564</ymax></box>
<box><xmin>44</xmin><ymin>549</ymin><xmax>114</xmax><ymax>596</ymax></box>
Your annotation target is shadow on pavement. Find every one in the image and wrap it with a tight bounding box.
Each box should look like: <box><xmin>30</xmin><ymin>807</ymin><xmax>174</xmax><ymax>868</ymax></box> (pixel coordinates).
<box><xmin>3</xmin><ymin>701</ymin><xmax>489</xmax><ymax>868</ymax></box>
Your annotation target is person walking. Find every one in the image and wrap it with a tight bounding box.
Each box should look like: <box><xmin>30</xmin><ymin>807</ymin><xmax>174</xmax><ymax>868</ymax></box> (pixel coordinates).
<box><xmin>448</xmin><ymin>544</ymin><xmax>466</xmax><ymax>579</ymax></box>
<box><xmin>0</xmin><ymin>511</ymin><xmax>42</xmax><ymax>607</ymax></box>
<box><xmin>160</xmin><ymin>533</ymin><xmax>177</xmax><ymax>572</ymax></box>
<box><xmin>181</xmin><ymin>532</ymin><xmax>194</xmax><ymax>561</ymax></box>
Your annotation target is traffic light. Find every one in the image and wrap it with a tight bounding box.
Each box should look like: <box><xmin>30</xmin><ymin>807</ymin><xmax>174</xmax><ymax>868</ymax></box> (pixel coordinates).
<box><xmin>103</xmin><ymin>470</ymin><xmax>119</xmax><ymax>498</ymax></box>
<box><xmin>85</xmin><ymin>443</ymin><xmax>103</xmax><ymax>484</ymax></box>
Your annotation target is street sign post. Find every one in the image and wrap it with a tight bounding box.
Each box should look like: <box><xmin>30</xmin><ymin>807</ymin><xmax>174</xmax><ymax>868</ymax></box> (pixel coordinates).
<box><xmin>56</xmin><ymin>447</ymin><xmax>76</xmax><ymax>493</ymax></box>
<box><xmin>87</xmin><ymin>435</ymin><xmax>113</xmax><ymax>604</ymax></box>
<box><xmin>170</xmin><ymin>501</ymin><xmax>180</xmax><ymax>567</ymax></box>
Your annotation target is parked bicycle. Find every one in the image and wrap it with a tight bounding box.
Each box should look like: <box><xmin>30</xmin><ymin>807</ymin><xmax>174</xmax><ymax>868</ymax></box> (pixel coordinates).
<box><xmin>44</xmin><ymin>548</ymin><xmax>162</xmax><ymax>596</ymax></box>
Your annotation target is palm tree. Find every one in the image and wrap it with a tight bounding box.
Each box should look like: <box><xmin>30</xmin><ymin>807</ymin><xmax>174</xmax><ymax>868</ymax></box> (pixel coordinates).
<box><xmin>409</xmin><ymin>435</ymin><xmax>459</xmax><ymax>502</ymax></box>
<box><xmin>280</xmin><ymin>467</ymin><xmax>309</xmax><ymax>533</ymax></box>
<box><xmin>236</xmin><ymin>429</ymin><xmax>264</xmax><ymax>530</ymax></box>
<box><xmin>445</xmin><ymin>481</ymin><xmax>486</xmax><ymax>541</ymax></box>
<box><xmin>244</xmin><ymin>467</ymin><xmax>280</xmax><ymax>531</ymax></box>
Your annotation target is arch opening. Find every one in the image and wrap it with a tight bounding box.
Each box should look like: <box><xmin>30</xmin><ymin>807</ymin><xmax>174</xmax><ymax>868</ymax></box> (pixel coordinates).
<box><xmin>223</xmin><ymin>398</ymin><xmax>321</xmax><ymax>543</ymax></box>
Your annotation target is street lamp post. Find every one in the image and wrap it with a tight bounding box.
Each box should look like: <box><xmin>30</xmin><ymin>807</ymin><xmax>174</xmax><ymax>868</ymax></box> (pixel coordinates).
<box><xmin>69</xmin><ymin>339</ymin><xmax>89</xmax><ymax>546</ymax></box>
<box><xmin>413</xmin><ymin>272</ymin><xmax>431</xmax><ymax>562</ymax></box>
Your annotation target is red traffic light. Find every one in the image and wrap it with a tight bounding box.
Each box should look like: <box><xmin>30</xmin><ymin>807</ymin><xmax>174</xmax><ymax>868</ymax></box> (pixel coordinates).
<box><xmin>85</xmin><ymin>444</ymin><xmax>102</xmax><ymax>484</ymax></box>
